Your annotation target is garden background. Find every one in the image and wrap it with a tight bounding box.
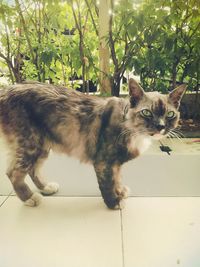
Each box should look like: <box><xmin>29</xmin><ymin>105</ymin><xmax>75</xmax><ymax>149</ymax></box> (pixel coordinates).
<box><xmin>0</xmin><ymin>0</ymin><xmax>199</xmax><ymax>103</ymax></box>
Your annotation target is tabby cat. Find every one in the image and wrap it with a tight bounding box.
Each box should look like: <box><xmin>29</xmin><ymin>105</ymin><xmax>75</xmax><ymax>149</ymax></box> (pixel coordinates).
<box><xmin>0</xmin><ymin>79</ymin><xmax>186</xmax><ymax>209</ymax></box>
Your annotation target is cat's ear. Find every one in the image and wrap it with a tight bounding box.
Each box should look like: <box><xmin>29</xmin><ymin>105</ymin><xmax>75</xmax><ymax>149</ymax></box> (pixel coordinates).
<box><xmin>168</xmin><ymin>84</ymin><xmax>187</xmax><ymax>108</ymax></box>
<box><xmin>129</xmin><ymin>78</ymin><xmax>144</xmax><ymax>107</ymax></box>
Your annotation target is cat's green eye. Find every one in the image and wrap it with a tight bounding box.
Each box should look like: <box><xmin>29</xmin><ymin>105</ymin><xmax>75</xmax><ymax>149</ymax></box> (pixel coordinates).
<box><xmin>167</xmin><ymin>111</ymin><xmax>176</xmax><ymax>119</ymax></box>
<box><xmin>140</xmin><ymin>109</ymin><xmax>153</xmax><ymax>118</ymax></box>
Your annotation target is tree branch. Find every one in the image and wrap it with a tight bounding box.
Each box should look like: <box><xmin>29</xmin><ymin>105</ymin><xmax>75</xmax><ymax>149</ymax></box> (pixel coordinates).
<box><xmin>108</xmin><ymin>0</ymin><xmax>118</xmax><ymax>68</ymax></box>
<box><xmin>71</xmin><ymin>0</ymin><xmax>81</xmax><ymax>34</ymax></box>
<box><xmin>0</xmin><ymin>51</ymin><xmax>11</xmax><ymax>64</ymax></box>
<box><xmin>189</xmin><ymin>21</ymin><xmax>200</xmax><ymax>39</ymax></box>
<box><xmin>15</xmin><ymin>0</ymin><xmax>35</xmax><ymax>61</ymax></box>
<box><xmin>84</xmin><ymin>0</ymin><xmax>98</xmax><ymax>36</ymax></box>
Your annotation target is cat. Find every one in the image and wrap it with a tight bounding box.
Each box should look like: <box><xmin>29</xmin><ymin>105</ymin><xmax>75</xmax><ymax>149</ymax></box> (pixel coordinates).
<box><xmin>0</xmin><ymin>79</ymin><xmax>186</xmax><ymax>209</ymax></box>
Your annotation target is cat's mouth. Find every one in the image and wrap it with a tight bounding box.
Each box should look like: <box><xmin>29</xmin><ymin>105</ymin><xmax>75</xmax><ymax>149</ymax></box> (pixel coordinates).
<box><xmin>150</xmin><ymin>129</ymin><xmax>166</xmax><ymax>140</ymax></box>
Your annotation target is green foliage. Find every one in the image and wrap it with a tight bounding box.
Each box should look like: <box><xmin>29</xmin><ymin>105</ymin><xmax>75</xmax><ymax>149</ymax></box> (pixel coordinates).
<box><xmin>0</xmin><ymin>0</ymin><xmax>98</xmax><ymax>86</ymax></box>
<box><xmin>0</xmin><ymin>0</ymin><xmax>199</xmax><ymax>95</ymax></box>
<box><xmin>129</xmin><ymin>0</ymin><xmax>200</xmax><ymax>92</ymax></box>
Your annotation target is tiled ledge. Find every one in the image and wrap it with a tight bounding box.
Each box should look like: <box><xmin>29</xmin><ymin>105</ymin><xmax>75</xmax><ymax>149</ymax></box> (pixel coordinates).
<box><xmin>147</xmin><ymin>138</ymin><xmax>200</xmax><ymax>155</ymax></box>
<box><xmin>0</xmin><ymin>138</ymin><xmax>199</xmax><ymax>197</ymax></box>
<box><xmin>123</xmin><ymin>138</ymin><xmax>200</xmax><ymax>197</ymax></box>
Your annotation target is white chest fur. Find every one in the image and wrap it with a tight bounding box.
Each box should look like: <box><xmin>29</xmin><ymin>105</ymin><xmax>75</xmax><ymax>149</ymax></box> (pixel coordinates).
<box><xmin>128</xmin><ymin>135</ymin><xmax>152</xmax><ymax>155</ymax></box>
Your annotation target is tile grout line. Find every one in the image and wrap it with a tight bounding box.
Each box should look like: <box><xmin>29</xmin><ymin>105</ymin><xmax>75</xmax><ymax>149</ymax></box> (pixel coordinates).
<box><xmin>120</xmin><ymin>209</ymin><xmax>125</xmax><ymax>267</ymax></box>
<box><xmin>0</xmin><ymin>191</ymin><xmax>13</xmax><ymax>207</ymax></box>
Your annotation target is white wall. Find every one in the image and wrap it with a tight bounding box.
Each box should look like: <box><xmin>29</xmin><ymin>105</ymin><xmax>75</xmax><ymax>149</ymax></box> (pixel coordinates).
<box><xmin>0</xmin><ymin>139</ymin><xmax>199</xmax><ymax>196</ymax></box>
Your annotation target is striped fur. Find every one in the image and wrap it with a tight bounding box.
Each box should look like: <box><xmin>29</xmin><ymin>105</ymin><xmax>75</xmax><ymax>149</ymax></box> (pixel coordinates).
<box><xmin>0</xmin><ymin>80</ymin><xmax>185</xmax><ymax>209</ymax></box>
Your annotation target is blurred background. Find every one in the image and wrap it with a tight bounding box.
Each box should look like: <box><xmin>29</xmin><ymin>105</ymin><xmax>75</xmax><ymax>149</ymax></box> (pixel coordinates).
<box><xmin>0</xmin><ymin>0</ymin><xmax>200</xmax><ymax>124</ymax></box>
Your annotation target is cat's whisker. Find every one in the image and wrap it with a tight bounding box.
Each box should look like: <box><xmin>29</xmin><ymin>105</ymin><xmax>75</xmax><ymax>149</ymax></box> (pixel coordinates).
<box><xmin>169</xmin><ymin>130</ymin><xmax>179</xmax><ymax>139</ymax></box>
<box><xmin>115</xmin><ymin>129</ymin><xmax>147</xmax><ymax>144</ymax></box>
<box><xmin>168</xmin><ymin>130</ymin><xmax>183</xmax><ymax>143</ymax></box>
<box><xmin>120</xmin><ymin>129</ymin><xmax>132</xmax><ymax>138</ymax></box>
<box><xmin>130</xmin><ymin>131</ymin><xmax>147</xmax><ymax>138</ymax></box>
<box><xmin>172</xmin><ymin>129</ymin><xmax>183</xmax><ymax>139</ymax></box>
<box><xmin>115</xmin><ymin>129</ymin><xmax>132</xmax><ymax>144</ymax></box>
<box><xmin>167</xmin><ymin>131</ymin><xmax>175</xmax><ymax>140</ymax></box>
<box><xmin>172</xmin><ymin>128</ymin><xmax>185</xmax><ymax>138</ymax></box>
<box><xmin>173</xmin><ymin>126</ymin><xmax>185</xmax><ymax>137</ymax></box>
<box><xmin>175</xmin><ymin>126</ymin><xmax>183</xmax><ymax>130</ymax></box>
<box><xmin>166</xmin><ymin>132</ymin><xmax>174</xmax><ymax>143</ymax></box>
<box><xmin>167</xmin><ymin>130</ymin><xmax>177</xmax><ymax>139</ymax></box>
<box><xmin>174</xmin><ymin>133</ymin><xmax>185</xmax><ymax>141</ymax></box>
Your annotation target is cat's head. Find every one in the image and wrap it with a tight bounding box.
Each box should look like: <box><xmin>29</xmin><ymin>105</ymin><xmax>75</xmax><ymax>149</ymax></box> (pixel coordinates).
<box><xmin>127</xmin><ymin>78</ymin><xmax>187</xmax><ymax>140</ymax></box>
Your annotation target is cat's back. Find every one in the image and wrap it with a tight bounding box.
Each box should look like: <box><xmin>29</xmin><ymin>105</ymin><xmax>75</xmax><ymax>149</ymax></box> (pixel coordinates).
<box><xmin>0</xmin><ymin>82</ymin><xmax>76</xmax><ymax>102</ymax></box>
<box><xmin>0</xmin><ymin>82</ymin><xmax>105</xmax><ymax>114</ymax></box>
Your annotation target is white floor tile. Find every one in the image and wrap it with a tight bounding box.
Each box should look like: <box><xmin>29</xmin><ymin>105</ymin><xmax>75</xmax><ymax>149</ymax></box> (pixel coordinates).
<box><xmin>122</xmin><ymin>197</ymin><xmax>200</xmax><ymax>267</ymax></box>
<box><xmin>0</xmin><ymin>175</ymin><xmax>13</xmax><ymax>196</ymax></box>
<box><xmin>0</xmin><ymin>196</ymin><xmax>9</xmax><ymax>206</ymax></box>
<box><xmin>0</xmin><ymin>141</ymin><xmax>13</xmax><ymax>196</ymax></box>
<box><xmin>0</xmin><ymin>196</ymin><xmax>123</xmax><ymax>267</ymax></box>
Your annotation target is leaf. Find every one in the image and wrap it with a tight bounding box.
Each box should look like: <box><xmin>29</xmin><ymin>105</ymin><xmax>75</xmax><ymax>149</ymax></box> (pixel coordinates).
<box><xmin>165</xmin><ymin>37</ymin><xmax>174</xmax><ymax>51</ymax></box>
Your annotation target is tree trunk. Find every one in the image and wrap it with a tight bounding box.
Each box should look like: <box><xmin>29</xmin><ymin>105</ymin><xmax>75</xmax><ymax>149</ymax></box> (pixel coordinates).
<box><xmin>99</xmin><ymin>0</ymin><xmax>111</xmax><ymax>94</ymax></box>
<box><xmin>7</xmin><ymin>65</ymin><xmax>15</xmax><ymax>84</ymax></box>
<box><xmin>111</xmin><ymin>73</ymin><xmax>121</xmax><ymax>96</ymax></box>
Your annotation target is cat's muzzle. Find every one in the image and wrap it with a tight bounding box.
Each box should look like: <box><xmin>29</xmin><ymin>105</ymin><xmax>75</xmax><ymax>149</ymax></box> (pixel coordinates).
<box><xmin>151</xmin><ymin>129</ymin><xmax>166</xmax><ymax>140</ymax></box>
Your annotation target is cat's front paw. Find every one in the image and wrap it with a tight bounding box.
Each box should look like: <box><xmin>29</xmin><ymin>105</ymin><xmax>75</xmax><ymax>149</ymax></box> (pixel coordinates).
<box><xmin>25</xmin><ymin>192</ymin><xmax>42</xmax><ymax>207</ymax></box>
<box><xmin>113</xmin><ymin>199</ymin><xmax>125</xmax><ymax>210</ymax></box>
<box><xmin>115</xmin><ymin>185</ymin><xmax>130</xmax><ymax>199</ymax></box>
<box><xmin>102</xmin><ymin>185</ymin><xmax>129</xmax><ymax>210</ymax></box>
<box><xmin>41</xmin><ymin>182</ymin><xmax>59</xmax><ymax>195</ymax></box>
<box><xmin>104</xmin><ymin>197</ymin><xmax>126</xmax><ymax>210</ymax></box>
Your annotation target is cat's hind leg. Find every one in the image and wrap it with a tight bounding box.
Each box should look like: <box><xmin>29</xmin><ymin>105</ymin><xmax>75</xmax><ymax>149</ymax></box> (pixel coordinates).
<box><xmin>28</xmin><ymin>147</ymin><xmax>59</xmax><ymax>196</ymax></box>
<box><xmin>7</xmin><ymin>146</ymin><xmax>59</xmax><ymax>206</ymax></box>
<box><xmin>7</xmin><ymin>159</ymin><xmax>42</xmax><ymax>207</ymax></box>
